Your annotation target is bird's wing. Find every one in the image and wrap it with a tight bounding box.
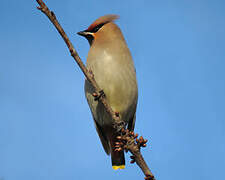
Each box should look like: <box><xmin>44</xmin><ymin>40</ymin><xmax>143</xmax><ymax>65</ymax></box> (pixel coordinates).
<box><xmin>84</xmin><ymin>80</ymin><xmax>110</xmax><ymax>155</ymax></box>
<box><xmin>93</xmin><ymin>119</ymin><xmax>110</xmax><ymax>155</ymax></box>
<box><xmin>127</xmin><ymin>90</ymin><xmax>138</xmax><ymax>131</ymax></box>
<box><xmin>128</xmin><ymin>112</ymin><xmax>136</xmax><ymax>131</ymax></box>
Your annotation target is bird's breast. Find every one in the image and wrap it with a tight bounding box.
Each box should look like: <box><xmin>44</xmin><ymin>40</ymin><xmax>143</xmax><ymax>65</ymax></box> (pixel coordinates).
<box><xmin>86</xmin><ymin>47</ymin><xmax>138</xmax><ymax>119</ymax></box>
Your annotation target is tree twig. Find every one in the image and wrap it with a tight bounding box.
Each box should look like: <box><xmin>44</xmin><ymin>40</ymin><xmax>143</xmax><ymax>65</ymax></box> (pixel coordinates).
<box><xmin>36</xmin><ymin>1</ymin><xmax>155</xmax><ymax>179</ymax></box>
<box><xmin>117</xmin><ymin>130</ymin><xmax>155</xmax><ymax>180</ymax></box>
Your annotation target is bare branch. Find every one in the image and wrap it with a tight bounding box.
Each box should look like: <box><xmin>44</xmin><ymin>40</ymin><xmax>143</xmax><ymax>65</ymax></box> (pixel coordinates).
<box><xmin>36</xmin><ymin>0</ymin><xmax>156</xmax><ymax>179</ymax></box>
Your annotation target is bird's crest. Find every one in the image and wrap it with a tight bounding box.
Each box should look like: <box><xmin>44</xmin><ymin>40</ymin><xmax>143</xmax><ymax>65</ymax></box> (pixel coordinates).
<box><xmin>87</xmin><ymin>14</ymin><xmax>119</xmax><ymax>32</ymax></box>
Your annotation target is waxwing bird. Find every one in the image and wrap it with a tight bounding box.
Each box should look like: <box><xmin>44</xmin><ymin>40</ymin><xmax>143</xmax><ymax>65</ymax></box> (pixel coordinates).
<box><xmin>77</xmin><ymin>15</ymin><xmax>138</xmax><ymax>170</ymax></box>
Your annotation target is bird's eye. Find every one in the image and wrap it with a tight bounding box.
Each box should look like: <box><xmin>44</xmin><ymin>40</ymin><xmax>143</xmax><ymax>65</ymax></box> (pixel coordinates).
<box><xmin>92</xmin><ymin>23</ymin><xmax>105</xmax><ymax>33</ymax></box>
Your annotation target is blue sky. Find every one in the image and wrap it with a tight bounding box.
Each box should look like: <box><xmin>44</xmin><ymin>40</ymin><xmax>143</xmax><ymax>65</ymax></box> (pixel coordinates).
<box><xmin>0</xmin><ymin>0</ymin><xmax>225</xmax><ymax>180</ymax></box>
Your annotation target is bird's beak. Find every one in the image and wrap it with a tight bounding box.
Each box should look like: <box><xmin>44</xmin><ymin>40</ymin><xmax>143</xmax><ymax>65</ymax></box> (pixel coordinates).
<box><xmin>77</xmin><ymin>30</ymin><xmax>94</xmax><ymax>45</ymax></box>
<box><xmin>77</xmin><ymin>30</ymin><xmax>92</xmax><ymax>37</ymax></box>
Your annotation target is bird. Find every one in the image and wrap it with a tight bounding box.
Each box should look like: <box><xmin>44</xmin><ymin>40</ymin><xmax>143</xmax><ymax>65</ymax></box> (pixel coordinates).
<box><xmin>77</xmin><ymin>15</ymin><xmax>138</xmax><ymax>170</ymax></box>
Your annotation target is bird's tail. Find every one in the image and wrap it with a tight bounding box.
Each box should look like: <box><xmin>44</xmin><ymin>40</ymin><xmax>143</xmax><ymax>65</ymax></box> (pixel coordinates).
<box><xmin>110</xmin><ymin>138</ymin><xmax>125</xmax><ymax>170</ymax></box>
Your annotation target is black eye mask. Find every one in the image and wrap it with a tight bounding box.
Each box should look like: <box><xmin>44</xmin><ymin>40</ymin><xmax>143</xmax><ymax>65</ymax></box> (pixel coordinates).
<box><xmin>91</xmin><ymin>23</ymin><xmax>105</xmax><ymax>33</ymax></box>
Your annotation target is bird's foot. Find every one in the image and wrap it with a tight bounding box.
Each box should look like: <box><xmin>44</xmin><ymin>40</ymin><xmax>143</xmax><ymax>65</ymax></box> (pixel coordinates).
<box><xmin>92</xmin><ymin>90</ymin><xmax>105</xmax><ymax>101</ymax></box>
<box><xmin>113</xmin><ymin>120</ymin><xmax>126</xmax><ymax>132</ymax></box>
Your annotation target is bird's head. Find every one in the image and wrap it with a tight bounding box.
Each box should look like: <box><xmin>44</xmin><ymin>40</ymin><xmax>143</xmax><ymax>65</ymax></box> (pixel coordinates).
<box><xmin>77</xmin><ymin>14</ymin><xmax>119</xmax><ymax>46</ymax></box>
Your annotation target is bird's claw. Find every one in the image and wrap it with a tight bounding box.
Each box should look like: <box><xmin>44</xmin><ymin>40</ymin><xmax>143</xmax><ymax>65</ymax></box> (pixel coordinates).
<box><xmin>92</xmin><ymin>90</ymin><xmax>105</xmax><ymax>101</ymax></box>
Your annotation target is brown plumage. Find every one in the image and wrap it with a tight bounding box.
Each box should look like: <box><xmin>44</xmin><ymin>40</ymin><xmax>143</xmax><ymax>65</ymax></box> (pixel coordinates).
<box><xmin>77</xmin><ymin>15</ymin><xmax>138</xmax><ymax>170</ymax></box>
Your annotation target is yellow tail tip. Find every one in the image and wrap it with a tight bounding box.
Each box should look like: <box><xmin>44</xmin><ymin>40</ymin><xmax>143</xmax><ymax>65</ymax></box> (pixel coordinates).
<box><xmin>112</xmin><ymin>165</ymin><xmax>125</xmax><ymax>170</ymax></box>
